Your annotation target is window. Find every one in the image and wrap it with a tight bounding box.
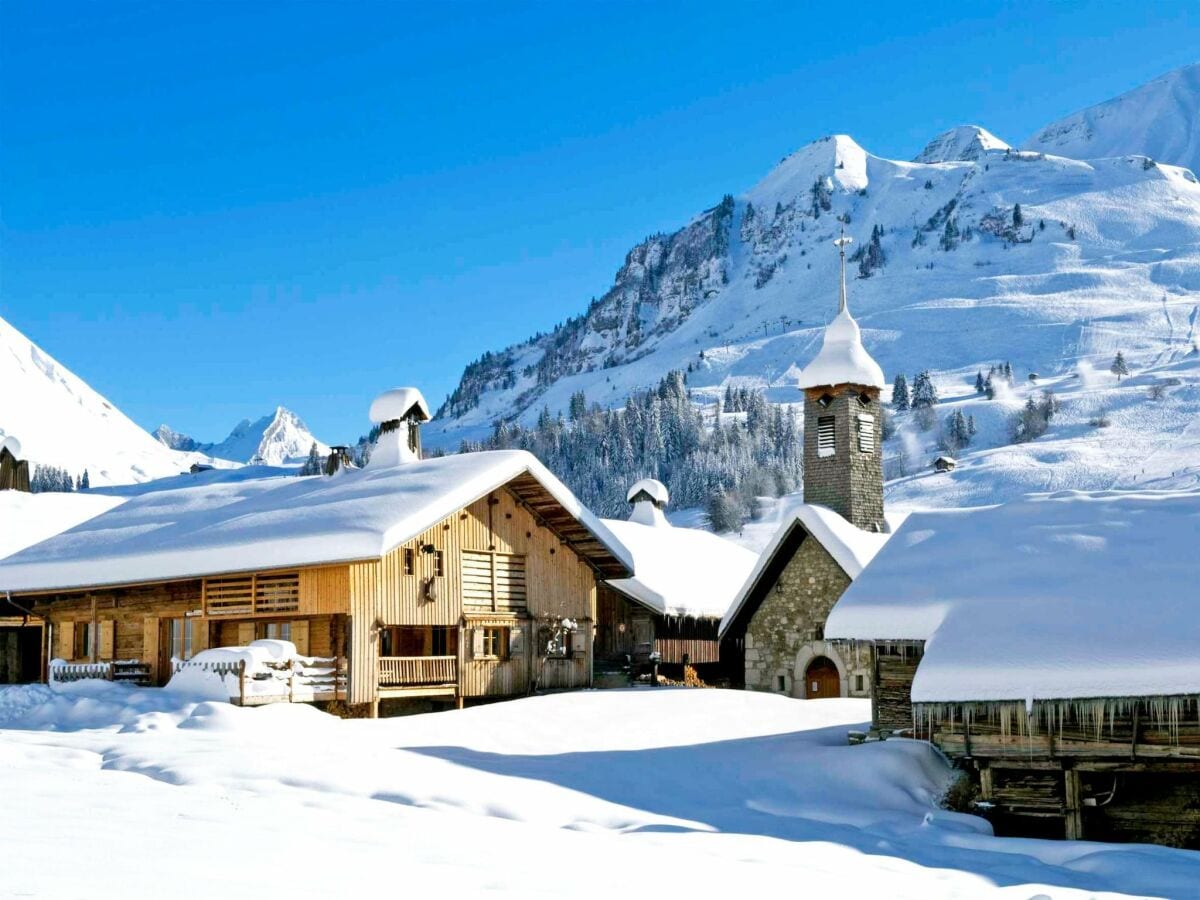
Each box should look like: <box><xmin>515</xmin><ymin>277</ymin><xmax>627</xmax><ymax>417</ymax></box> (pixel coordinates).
<box><xmin>403</xmin><ymin>548</ymin><xmax>414</xmax><ymax>576</ymax></box>
<box><xmin>479</xmin><ymin>627</ymin><xmax>509</xmax><ymax>659</ymax></box>
<box><xmin>203</xmin><ymin>571</ymin><xmax>299</xmax><ymax>616</ymax></box>
<box><xmin>857</xmin><ymin>414</ymin><xmax>876</xmax><ymax>453</ymax></box>
<box><xmin>380</xmin><ymin>625</ymin><xmax>457</xmax><ymax>657</ymax></box>
<box><xmin>857</xmin><ymin>392</ymin><xmax>873</xmax><ymax>408</ymax></box>
<box><xmin>75</xmin><ymin>622</ymin><xmax>94</xmax><ymax>660</ymax></box>
<box><xmin>257</xmin><ymin>621</ymin><xmax>292</xmax><ymax>642</ymax></box>
<box><xmin>434</xmin><ymin>550</ymin><xmax>445</xmax><ymax>577</ymax></box>
<box><xmin>817</xmin><ymin>416</ymin><xmax>836</xmax><ymax>457</ymax></box>
<box><xmin>854</xmin><ymin>674</ymin><xmax>865</xmax><ymax>692</ymax></box>
<box><xmin>776</xmin><ymin>674</ymin><xmax>787</xmax><ymax>692</ymax></box>
<box><xmin>167</xmin><ymin>618</ymin><xmax>195</xmax><ymax>661</ymax></box>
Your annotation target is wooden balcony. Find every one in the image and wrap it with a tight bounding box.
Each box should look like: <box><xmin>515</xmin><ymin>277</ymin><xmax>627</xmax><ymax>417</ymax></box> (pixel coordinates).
<box><xmin>378</xmin><ymin>655</ymin><xmax>457</xmax><ymax>698</ymax></box>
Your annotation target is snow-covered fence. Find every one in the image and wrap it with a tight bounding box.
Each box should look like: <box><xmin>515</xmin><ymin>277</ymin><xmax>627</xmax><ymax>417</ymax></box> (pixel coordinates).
<box><xmin>171</xmin><ymin>655</ymin><xmax>347</xmax><ymax>706</ymax></box>
<box><xmin>49</xmin><ymin>662</ymin><xmax>111</xmax><ymax>683</ymax></box>
<box><xmin>49</xmin><ymin>660</ymin><xmax>153</xmax><ymax>685</ymax></box>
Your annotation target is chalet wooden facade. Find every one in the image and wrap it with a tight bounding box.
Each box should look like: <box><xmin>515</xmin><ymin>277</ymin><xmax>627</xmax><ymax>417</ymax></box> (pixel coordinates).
<box><xmin>0</xmin><ymin>390</ymin><xmax>632</xmax><ymax>715</ymax></box>
<box><xmin>826</xmin><ymin>490</ymin><xmax>1200</xmax><ymax>848</ymax></box>
<box><xmin>0</xmin><ymin>436</ymin><xmax>31</xmax><ymax>493</ymax></box>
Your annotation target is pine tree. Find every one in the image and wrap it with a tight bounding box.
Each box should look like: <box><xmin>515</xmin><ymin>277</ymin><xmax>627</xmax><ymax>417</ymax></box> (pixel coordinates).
<box><xmin>80</xmin><ymin>470</ymin><xmax>90</xmax><ymax>490</ymax></box>
<box><xmin>967</xmin><ymin>415</ymin><xmax>977</xmax><ymax>438</ymax></box>
<box><xmin>1012</xmin><ymin>203</ymin><xmax>1023</xmax><ymax>228</ymax></box>
<box><xmin>974</xmin><ymin>370</ymin><xmax>985</xmax><ymax>394</ymax></box>
<box><xmin>911</xmin><ymin>370</ymin><xmax>939</xmax><ymax>408</ymax></box>
<box><xmin>892</xmin><ymin>374</ymin><xmax>910</xmax><ymax>411</ymax></box>
<box><xmin>298</xmin><ymin>442</ymin><xmax>322</xmax><ymax>476</ymax></box>
<box><xmin>1111</xmin><ymin>351</ymin><xmax>1130</xmax><ymax>382</ymax></box>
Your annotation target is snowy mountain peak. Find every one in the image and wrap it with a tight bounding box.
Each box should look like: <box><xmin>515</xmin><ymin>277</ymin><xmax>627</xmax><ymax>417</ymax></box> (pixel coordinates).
<box><xmin>204</xmin><ymin>406</ymin><xmax>329</xmax><ymax>466</ymax></box>
<box><xmin>152</xmin><ymin>424</ymin><xmax>199</xmax><ymax>452</ymax></box>
<box><xmin>914</xmin><ymin>125</ymin><xmax>1010</xmax><ymax>163</ymax></box>
<box><xmin>752</xmin><ymin>134</ymin><xmax>869</xmax><ymax>202</ymax></box>
<box><xmin>1024</xmin><ymin>63</ymin><xmax>1200</xmax><ymax>173</ymax></box>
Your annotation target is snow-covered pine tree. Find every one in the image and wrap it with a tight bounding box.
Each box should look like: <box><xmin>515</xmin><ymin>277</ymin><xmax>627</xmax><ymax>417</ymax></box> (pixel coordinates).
<box><xmin>298</xmin><ymin>442</ymin><xmax>323</xmax><ymax>476</ymax></box>
<box><xmin>911</xmin><ymin>371</ymin><xmax>939</xmax><ymax>408</ymax></box>
<box><xmin>1111</xmin><ymin>351</ymin><xmax>1130</xmax><ymax>382</ymax></box>
<box><xmin>1013</xmin><ymin>203</ymin><xmax>1023</xmax><ymax>228</ymax></box>
<box><xmin>892</xmin><ymin>373</ymin><xmax>910</xmax><ymax>411</ymax></box>
<box><xmin>974</xmin><ymin>371</ymin><xmax>985</xmax><ymax>394</ymax></box>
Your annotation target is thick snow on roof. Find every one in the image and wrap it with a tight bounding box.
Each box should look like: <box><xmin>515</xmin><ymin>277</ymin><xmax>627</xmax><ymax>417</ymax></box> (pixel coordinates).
<box><xmin>826</xmin><ymin>489</ymin><xmax>1200</xmax><ymax>703</ymax></box>
<box><xmin>626</xmin><ymin>478</ymin><xmax>668</xmax><ymax>506</ymax></box>
<box><xmin>601</xmin><ymin>518</ymin><xmax>757</xmax><ymax>619</ymax></box>
<box><xmin>796</xmin><ymin>306</ymin><xmax>886</xmax><ymax>390</ymax></box>
<box><xmin>0</xmin><ymin>450</ymin><xmax>632</xmax><ymax>593</ymax></box>
<box><xmin>720</xmin><ymin>501</ymin><xmax>897</xmax><ymax>636</ymax></box>
<box><xmin>369</xmin><ymin>387</ymin><xmax>431</xmax><ymax>423</ymax></box>
<box><xmin>1</xmin><ymin>435</ymin><xmax>21</xmax><ymax>457</ymax></box>
<box><xmin>0</xmin><ymin>491</ymin><xmax>126</xmax><ymax>561</ymax></box>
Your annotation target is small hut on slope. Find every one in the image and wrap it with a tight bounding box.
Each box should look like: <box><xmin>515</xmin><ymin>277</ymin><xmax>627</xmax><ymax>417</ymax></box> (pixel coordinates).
<box><xmin>826</xmin><ymin>489</ymin><xmax>1200</xmax><ymax>847</ymax></box>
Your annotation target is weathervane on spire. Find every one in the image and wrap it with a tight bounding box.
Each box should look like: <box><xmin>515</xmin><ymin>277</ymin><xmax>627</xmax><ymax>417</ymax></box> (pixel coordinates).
<box><xmin>833</xmin><ymin>223</ymin><xmax>853</xmax><ymax>313</ymax></box>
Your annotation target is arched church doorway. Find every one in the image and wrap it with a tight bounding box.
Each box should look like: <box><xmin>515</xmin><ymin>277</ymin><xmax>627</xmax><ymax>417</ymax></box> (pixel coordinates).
<box><xmin>804</xmin><ymin>656</ymin><xmax>840</xmax><ymax>699</ymax></box>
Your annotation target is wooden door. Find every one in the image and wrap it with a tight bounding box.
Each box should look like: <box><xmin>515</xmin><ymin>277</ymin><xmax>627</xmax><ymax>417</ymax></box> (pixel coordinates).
<box><xmin>804</xmin><ymin>657</ymin><xmax>840</xmax><ymax>699</ymax></box>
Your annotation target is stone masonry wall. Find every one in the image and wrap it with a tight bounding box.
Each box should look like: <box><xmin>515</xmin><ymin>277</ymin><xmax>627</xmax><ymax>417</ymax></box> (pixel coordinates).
<box><xmin>803</xmin><ymin>385</ymin><xmax>884</xmax><ymax>532</ymax></box>
<box><xmin>744</xmin><ymin>535</ymin><xmax>871</xmax><ymax>697</ymax></box>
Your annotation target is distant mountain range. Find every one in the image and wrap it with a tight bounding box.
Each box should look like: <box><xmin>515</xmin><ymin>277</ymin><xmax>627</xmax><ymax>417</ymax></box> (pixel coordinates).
<box><xmin>153</xmin><ymin>408</ymin><xmax>329</xmax><ymax>466</ymax></box>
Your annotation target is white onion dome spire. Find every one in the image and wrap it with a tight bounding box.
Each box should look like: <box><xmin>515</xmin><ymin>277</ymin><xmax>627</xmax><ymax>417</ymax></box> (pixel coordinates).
<box><xmin>796</xmin><ymin>230</ymin><xmax>885</xmax><ymax>390</ymax></box>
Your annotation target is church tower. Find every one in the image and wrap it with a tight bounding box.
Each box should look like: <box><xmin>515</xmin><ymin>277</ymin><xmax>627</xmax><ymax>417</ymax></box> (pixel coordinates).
<box><xmin>797</xmin><ymin>232</ymin><xmax>886</xmax><ymax>532</ymax></box>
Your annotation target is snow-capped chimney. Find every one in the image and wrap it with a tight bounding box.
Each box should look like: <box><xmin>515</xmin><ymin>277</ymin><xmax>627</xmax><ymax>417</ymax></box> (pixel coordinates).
<box><xmin>324</xmin><ymin>445</ymin><xmax>355</xmax><ymax>476</ymax></box>
<box><xmin>366</xmin><ymin>388</ymin><xmax>432</xmax><ymax>469</ymax></box>
<box><xmin>626</xmin><ymin>478</ymin><xmax>670</xmax><ymax>528</ymax></box>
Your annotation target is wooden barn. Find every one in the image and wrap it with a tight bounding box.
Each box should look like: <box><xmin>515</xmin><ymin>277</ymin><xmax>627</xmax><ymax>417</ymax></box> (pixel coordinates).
<box><xmin>0</xmin><ymin>389</ymin><xmax>632</xmax><ymax>715</ymax></box>
<box><xmin>594</xmin><ymin>479</ymin><xmax>757</xmax><ymax>680</ymax></box>
<box><xmin>826</xmin><ymin>489</ymin><xmax>1200</xmax><ymax>848</ymax></box>
<box><xmin>0</xmin><ymin>436</ymin><xmax>31</xmax><ymax>493</ymax></box>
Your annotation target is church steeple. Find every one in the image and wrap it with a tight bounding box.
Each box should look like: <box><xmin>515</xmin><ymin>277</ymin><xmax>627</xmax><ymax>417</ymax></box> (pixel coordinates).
<box><xmin>797</xmin><ymin>232</ymin><xmax>886</xmax><ymax>532</ymax></box>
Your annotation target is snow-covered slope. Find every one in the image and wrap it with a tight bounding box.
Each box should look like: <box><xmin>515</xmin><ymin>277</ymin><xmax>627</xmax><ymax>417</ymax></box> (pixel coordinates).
<box><xmin>0</xmin><ymin>491</ymin><xmax>125</xmax><ymax>560</ymax></box>
<box><xmin>156</xmin><ymin>407</ymin><xmax>329</xmax><ymax>465</ymax></box>
<box><xmin>0</xmin><ymin>314</ymin><xmax>196</xmax><ymax>485</ymax></box>
<box><xmin>914</xmin><ymin>125</ymin><xmax>1010</xmax><ymax>163</ymax></box>
<box><xmin>1025</xmin><ymin>63</ymin><xmax>1200</xmax><ymax>174</ymax></box>
<box><xmin>430</xmin><ymin>133</ymin><xmax>1200</xmax><ymax>455</ymax></box>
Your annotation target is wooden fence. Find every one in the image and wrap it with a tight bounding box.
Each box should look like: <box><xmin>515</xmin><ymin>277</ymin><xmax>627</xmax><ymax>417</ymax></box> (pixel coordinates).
<box><xmin>172</xmin><ymin>656</ymin><xmax>347</xmax><ymax>706</ymax></box>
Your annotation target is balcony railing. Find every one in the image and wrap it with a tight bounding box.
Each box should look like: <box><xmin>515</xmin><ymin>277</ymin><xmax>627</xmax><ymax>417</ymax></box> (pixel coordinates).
<box><xmin>378</xmin><ymin>655</ymin><xmax>457</xmax><ymax>687</ymax></box>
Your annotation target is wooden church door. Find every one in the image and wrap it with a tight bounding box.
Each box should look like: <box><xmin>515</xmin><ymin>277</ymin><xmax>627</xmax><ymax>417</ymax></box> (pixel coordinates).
<box><xmin>804</xmin><ymin>657</ymin><xmax>840</xmax><ymax>699</ymax></box>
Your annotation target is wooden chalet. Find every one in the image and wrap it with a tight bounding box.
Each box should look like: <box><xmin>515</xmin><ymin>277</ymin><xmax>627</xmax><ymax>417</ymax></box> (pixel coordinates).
<box><xmin>826</xmin><ymin>490</ymin><xmax>1200</xmax><ymax>848</ymax></box>
<box><xmin>594</xmin><ymin>480</ymin><xmax>757</xmax><ymax>679</ymax></box>
<box><xmin>0</xmin><ymin>389</ymin><xmax>632</xmax><ymax>715</ymax></box>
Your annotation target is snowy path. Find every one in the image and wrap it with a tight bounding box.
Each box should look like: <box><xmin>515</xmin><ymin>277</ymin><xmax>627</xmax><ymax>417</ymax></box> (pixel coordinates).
<box><xmin>2</xmin><ymin>686</ymin><xmax>1198</xmax><ymax>898</ymax></box>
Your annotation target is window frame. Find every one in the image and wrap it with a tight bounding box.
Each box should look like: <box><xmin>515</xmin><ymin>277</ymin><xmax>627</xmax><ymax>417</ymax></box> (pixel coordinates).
<box><xmin>480</xmin><ymin>626</ymin><xmax>509</xmax><ymax>660</ymax></box>
<box><xmin>817</xmin><ymin>415</ymin><xmax>836</xmax><ymax>458</ymax></box>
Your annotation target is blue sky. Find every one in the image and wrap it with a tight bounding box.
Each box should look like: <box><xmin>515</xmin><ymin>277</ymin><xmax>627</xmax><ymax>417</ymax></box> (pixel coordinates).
<box><xmin>2</xmin><ymin>1</ymin><xmax>1197</xmax><ymax>444</ymax></box>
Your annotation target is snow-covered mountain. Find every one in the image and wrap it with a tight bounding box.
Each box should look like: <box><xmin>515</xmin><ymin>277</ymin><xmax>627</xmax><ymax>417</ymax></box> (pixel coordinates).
<box><xmin>430</xmin><ymin>134</ymin><xmax>1200</xmax><ymax>449</ymax></box>
<box><xmin>155</xmin><ymin>407</ymin><xmax>329</xmax><ymax>466</ymax></box>
<box><xmin>1025</xmin><ymin>63</ymin><xmax>1200</xmax><ymax>174</ymax></box>
<box><xmin>914</xmin><ymin>125</ymin><xmax>1010</xmax><ymax>163</ymax></box>
<box><xmin>0</xmin><ymin>314</ymin><xmax>196</xmax><ymax>486</ymax></box>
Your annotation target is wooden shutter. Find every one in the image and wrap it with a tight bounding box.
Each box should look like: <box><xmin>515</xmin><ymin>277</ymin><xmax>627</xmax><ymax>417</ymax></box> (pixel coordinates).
<box><xmin>471</xmin><ymin>628</ymin><xmax>485</xmax><ymax>658</ymax></box>
<box><xmin>462</xmin><ymin>551</ymin><xmax>493</xmax><ymax>608</ymax></box>
<box><xmin>192</xmin><ymin>619</ymin><xmax>209</xmax><ymax>655</ymax></box>
<box><xmin>494</xmin><ymin>555</ymin><xmax>527</xmax><ymax>609</ymax></box>
<box><xmin>98</xmin><ymin>621</ymin><xmax>115</xmax><ymax>660</ymax></box>
<box><xmin>142</xmin><ymin>617</ymin><xmax>159</xmax><ymax>680</ymax></box>
<box><xmin>817</xmin><ymin>416</ymin><xmax>836</xmax><ymax>457</ymax></box>
<box><xmin>857</xmin><ymin>414</ymin><xmax>876</xmax><ymax>453</ymax></box>
<box><xmin>509</xmin><ymin>626</ymin><xmax>524</xmax><ymax>657</ymax></box>
<box><xmin>290</xmin><ymin>620</ymin><xmax>310</xmax><ymax>656</ymax></box>
<box><xmin>237</xmin><ymin>622</ymin><xmax>256</xmax><ymax>646</ymax></box>
<box><xmin>57</xmin><ymin>622</ymin><xmax>75</xmax><ymax>661</ymax></box>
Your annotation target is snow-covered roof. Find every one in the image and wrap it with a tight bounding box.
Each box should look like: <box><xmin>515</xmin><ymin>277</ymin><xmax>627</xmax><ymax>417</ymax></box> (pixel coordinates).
<box><xmin>601</xmin><ymin>518</ymin><xmax>758</xmax><ymax>619</ymax></box>
<box><xmin>0</xmin><ymin>450</ymin><xmax>633</xmax><ymax>592</ymax></box>
<box><xmin>626</xmin><ymin>478</ymin><xmax>669</xmax><ymax>507</ymax></box>
<box><xmin>825</xmin><ymin>489</ymin><xmax>1200</xmax><ymax>703</ymax></box>
<box><xmin>369</xmin><ymin>387</ymin><xmax>431</xmax><ymax>423</ymax></box>
<box><xmin>795</xmin><ymin>245</ymin><xmax>885</xmax><ymax>390</ymax></box>
<box><xmin>719</xmin><ymin>501</ymin><xmax>899</xmax><ymax>637</ymax></box>
<box><xmin>1</xmin><ymin>435</ymin><xmax>22</xmax><ymax>457</ymax></box>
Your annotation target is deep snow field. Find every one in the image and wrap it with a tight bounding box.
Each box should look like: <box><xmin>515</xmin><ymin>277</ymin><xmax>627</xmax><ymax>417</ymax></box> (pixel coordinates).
<box><xmin>2</xmin><ymin>685</ymin><xmax>1199</xmax><ymax>899</ymax></box>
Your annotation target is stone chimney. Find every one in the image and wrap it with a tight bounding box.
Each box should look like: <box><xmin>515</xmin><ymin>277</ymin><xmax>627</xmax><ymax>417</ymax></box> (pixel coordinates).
<box><xmin>626</xmin><ymin>478</ymin><xmax>670</xmax><ymax>527</ymax></box>
<box><xmin>366</xmin><ymin>388</ymin><xmax>432</xmax><ymax>469</ymax></box>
